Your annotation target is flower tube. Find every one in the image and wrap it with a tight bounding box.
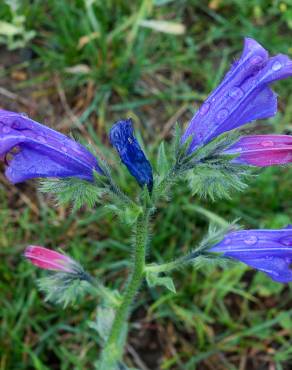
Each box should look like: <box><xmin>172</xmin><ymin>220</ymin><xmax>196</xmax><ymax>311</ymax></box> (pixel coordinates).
<box><xmin>181</xmin><ymin>38</ymin><xmax>292</xmax><ymax>152</ymax></box>
<box><xmin>0</xmin><ymin>110</ymin><xmax>102</xmax><ymax>183</ymax></box>
<box><xmin>210</xmin><ymin>227</ymin><xmax>292</xmax><ymax>283</ymax></box>
<box><xmin>224</xmin><ymin>134</ymin><xmax>292</xmax><ymax>166</ymax></box>
<box><xmin>24</xmin><ymin>245</ymin><xmax>80</xmax><ymax>273</ymax></box>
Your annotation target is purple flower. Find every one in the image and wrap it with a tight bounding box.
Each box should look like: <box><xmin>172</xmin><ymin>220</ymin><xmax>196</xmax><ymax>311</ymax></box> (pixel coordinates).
<box><xmin>224</xmin><ymin>134</ymin><xmax>292</xmax><ymax>167</ymax></box>
<box><xmin>0</xmin><ymin>110</ymin><xmax>102</xmax><ymax>183</ymax></box>
<box><xmin>181</xmin><ymin>38</ymin><xmax>292</xmax><ymax>152</ymax></box>
<box><xmin>109</xmin><ymin>119</ymin><xmax>153</xmax><ymax>191</ymax></box>
<box><xmin>210</xmin><ymin>226</ymin><xmax>292</xmax><ymax>283</ymax></box>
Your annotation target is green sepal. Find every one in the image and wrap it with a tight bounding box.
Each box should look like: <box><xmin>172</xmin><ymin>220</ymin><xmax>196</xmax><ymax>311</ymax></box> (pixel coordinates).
<box><xmin>184</xmin><ymin>131</ymin><xmax>241</xmax><ymax>166</ymax></box>
<box><xmin>187</xmin><ymin>161</ymin><xmax>251</xmax><ymax>201</ymax></box>
<box><xmin>156</xmin><ymin>141</ymin><xmax>170</xmax><ymax>177</ymax></box>
<box><xmin>140</xmin><ymin>185</ymin><xmax>153</xmax><ymax>209</ymax></box>
<box><xmin>106</xmin><ymin>203</ymin><xmax>143</xmax><ymax>226</ymax></box>
<box><xmin>146</xmin><ymin>270</ymin><xmax>176</xmax><ymax>293</ymax></box>
<box><xmin>39</xmin><ymin>171</ymin><xmax>106</xmax><ymax>210</ymax></box>
<box><xmin>172</xmin><ymin>122</ymin><xmax>183</xmax><ymax>159</ymax></box>
<box><xmin>37</xmin><ymin>273</ymin><xmax>92</xmax><ymax>308</ymax></box>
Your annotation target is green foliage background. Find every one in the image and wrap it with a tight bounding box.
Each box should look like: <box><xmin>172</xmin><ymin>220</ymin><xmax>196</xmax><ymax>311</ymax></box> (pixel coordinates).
<box><xmin>0</xmin><ymin>1</ymin><xmax>291</xmax><ymax>369</ymax></box>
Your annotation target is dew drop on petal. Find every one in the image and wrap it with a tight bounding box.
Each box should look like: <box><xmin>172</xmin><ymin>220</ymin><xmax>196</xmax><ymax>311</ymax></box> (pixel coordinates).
<box><xmin>250</xmin><ymin>56</ymin><xmax>263</xmax><ymax>65</ymax></box>
<box><xmin>216</xmin><ymin>108</ymin><xmax>229</xmax><ymax>122</ymax></box>
<box><xmin>28</xmin><ymin>166</ymin><xmax>37</xmax><ymax>173</ymax></box>
<box><xmin>61</xmin><ymin>146</ymin><xmax>68</xmax><ymax>153</ymax></box>
<box><xmin>261</xmin><ymin>141</ymin><xmax>274</xmax><ymax>147</ymax></box>
<box><xmin>244</xmin><ymin>235</ymin><xmax>258</xmax><ymax>245</ymax></box>
<box><xmin>37</xmin><ymin>135</ymin><xmax>47</xmax><ymax>143</ymax></box>
<box><xmin>20</xmin><ymin>112</ymin><xmax>29</xmax><ymax>118</ymax></box>
<box><xmin>2</xmin><ymin>126</ymin><xmax>11</xmax><ymax>133</ymax></box>
<box><xmin>229</xmin><ymin>87</ymin><xmax>244</xmax><ymax>100</ymax></box>
<box><xmin>199</xmin><ymin>103</ymin><xmax>210</xmax><ymax>115</ymax></box>
<box><xmin>272</xmin><ymin>61</ymin><xmax>282</xmax><ymax>71</ymax></box>
<box><xmin>280</xmin><ymin>236</ymin><xmax>292</xmax><ymax>246</ymax></box>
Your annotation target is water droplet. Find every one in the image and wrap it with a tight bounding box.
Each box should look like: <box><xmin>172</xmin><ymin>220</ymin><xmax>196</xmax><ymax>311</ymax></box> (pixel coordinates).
<box><xmin>233</xmin><ymin>147</ymin><xmax>243</xmax><ymax>153</ymax></box>
<box><xmin>250</xmin><ymin>56</ymin><xmax>263</xmax><ymax>65</ymax></box>
<box><xmin>72</xmin><ymin>142</ymin><xmax>80</xmax><ymax>149</ymax></box>
<box><xmin>37</xmin><ymin>135</ymin><xmax>47</xmax><ymax>143</ymax></box>
<box><xmin>12</xmin><ymin>121</ymin><xmax>20</xmax><ymax>129</ymax></box>
<box><xmin>216</xmin><ymin>108</ymin><xmax>229</xmax><ymax>122</ymax></box>
<box><xmin>229</xmin><ymin>87</ymin><xmax>244</xmax><ymax>100</ymax></box>
<box><xmin>28</xmin><ymin>166</ymin><xmax>36</xmax><ymax>173</ymax></box>
<box><xmin>244</xmin><ymin>235</ymin><xmax>258</xmax><ymax>245</ymax></box>
<box><xmin>199</xmin><ymin>103</ymin><xmax>210</xmax><ymax>115</ymax></box>
<box><xmin>20</xmin><ymin>112</ymin><xmax>28</xmax><ymax>118</ymax></box>
<box><xmin>265</xmin><ymin>256</ymin><xmax>273</xmax><ymax>261</ymax></box>
<box><xmin>61</xmin><ymin>146</ymin><xmax>68</xmax><ymax>153</ymax></box>
<box><xmin>272</xmin><ymin>61</ymin><xmax>282</xmax><ymax>71</ymax></box>
<box><xmin>261</xmin><ymin>141</ymin><xmax>274</xmax><ymax>147</ymax></box>
<box><xmin>2</xmin><ymin>126</ymin><xmax>11</xmax><ymax>133</ymax></box>
<box><xmin>280</xmin><ymin>237</ymin><xmax>292</xmax><ymax>246</ymax></box>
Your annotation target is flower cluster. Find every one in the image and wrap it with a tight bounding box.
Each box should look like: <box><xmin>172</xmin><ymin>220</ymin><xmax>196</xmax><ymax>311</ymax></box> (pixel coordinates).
<box><xmin>181</xmin><ymin>37</ymin><xmax>292</xmax><ymax>160</ymax></box>
<box><xmin>1</xmin><ymin>37</ymin><xmax>292</xmax><ymax>293</ymax></box>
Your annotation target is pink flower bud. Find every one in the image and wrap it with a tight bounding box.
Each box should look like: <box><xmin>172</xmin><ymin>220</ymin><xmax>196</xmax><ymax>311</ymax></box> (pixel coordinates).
<box><xmin>225</xmin><ymin>134</ymin><xmax>292</xmax><ymax>167</ymax></box>
<box><xmin>24</xmin><ymin>246</ymin><xmax>77</xmax><ymax>273</ymax></box>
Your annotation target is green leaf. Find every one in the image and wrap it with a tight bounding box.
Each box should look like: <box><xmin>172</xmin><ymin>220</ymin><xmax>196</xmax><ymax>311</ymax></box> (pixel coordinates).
<box><xmin>156</xmin><ymin>141</ymin><xmax>169</xmax><ymax>177</ymax></box>
<box><xmin>89</xmin><ymin>306</ymin><xmax>116</xmax><ymax>342</ymax></box>
<box><xmin>146</xmin><ymin>271</ymin><xmax>176</xmax><ymax>293</ymax></box>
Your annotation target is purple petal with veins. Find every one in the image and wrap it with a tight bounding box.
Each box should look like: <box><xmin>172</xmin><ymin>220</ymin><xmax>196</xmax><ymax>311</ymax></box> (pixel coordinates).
<box><xmin>181</xmin><ymin>38</ymin><xmax>292</xmax><ymax>152</ymax></box>
<box><xmin>0</xmin><ymin>110</ymin><xmax>102</xmax><ymax>183</ymax></box>
<box><xmin>210</xmin><ymin>227</ymin><xmax>292</xmax><ymax>283</ymax></box>
<box><xmin>224</xmin><ymin>134</ymin><xmax>292</xmax><ymax>166</ymax></box>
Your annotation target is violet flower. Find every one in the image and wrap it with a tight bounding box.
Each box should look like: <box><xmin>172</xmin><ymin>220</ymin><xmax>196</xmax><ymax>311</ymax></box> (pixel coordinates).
<box><xmin>210</xmin><ymin>227</ymin><xmax>292</xmax><ymax>283</ymax></box>
<box><xmin>224</xmin><ymin>134</ymin><xmax>292</xmax><ymax>167</ymax></box>
<box><xmin>109</xmin><ymin>119</ymin><xmax>153</xmax><ymax>191</ymax></box>
<box><xmin>181</xmin><ymin>38</ymin><xmax>292</xmax><ymax>152</ymax></box>
<box><xmin>24</xmin><ymin>245</ymin><xmax>80</xmax><ymax>273</ymax></box>
<box><xmin>0</xmin><ymin>110</ymin><xmax>102</xmax><ymax>183</ymax></box>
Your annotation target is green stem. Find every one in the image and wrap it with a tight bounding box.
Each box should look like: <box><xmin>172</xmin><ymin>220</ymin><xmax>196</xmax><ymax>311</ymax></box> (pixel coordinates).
<box><xmin>99</xmin><ymin>210</ymin><xmax>150</xmax><ymax>370</ymax></box>
<box><xmin>145</xmin><ymin>250</ymin><xmax>202</xmax><ymax>274</ymax></box>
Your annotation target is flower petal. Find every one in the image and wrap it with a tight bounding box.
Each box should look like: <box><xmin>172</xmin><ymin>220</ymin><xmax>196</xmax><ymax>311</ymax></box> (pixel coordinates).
<box><xmin>182</xmin><ymin>38</ymin><xmax>292</xmax><ymax>152</ymax></box>
<box><xmin>24</xmin><ymin>245</ymin><xmax>75</xmax><ymax>273</ymax></box>
<box><xmin>210</xmin><ymin>228</ymin><xmax>292</xmax><ymax>283</ymax></box>
<box><xmin>224</xmin><ymin>134</ymin><xmax>292</xmax><ymax>166</ymax></box>
<box><xmin>0</xmin><ymin>110</ymin><xmax>102</xmax><ymax>183</ymax></box>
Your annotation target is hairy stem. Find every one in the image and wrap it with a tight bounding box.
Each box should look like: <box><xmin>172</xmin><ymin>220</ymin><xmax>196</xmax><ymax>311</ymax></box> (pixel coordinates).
<box><xmin>145</xmin><ymin>250</ymin><xmax>203</xmax><ymax>274</ymax></box>
<box><xmin>99</xmin><ymin>210</ymin><xmax>150</xmax><ymax>370</ymax></box>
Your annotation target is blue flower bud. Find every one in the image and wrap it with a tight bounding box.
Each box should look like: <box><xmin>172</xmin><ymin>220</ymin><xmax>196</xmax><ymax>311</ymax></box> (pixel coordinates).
<box><xmin>109</xmin><ymin>119</ymin><xmax>153</xmax><ymax>191</ymax></box>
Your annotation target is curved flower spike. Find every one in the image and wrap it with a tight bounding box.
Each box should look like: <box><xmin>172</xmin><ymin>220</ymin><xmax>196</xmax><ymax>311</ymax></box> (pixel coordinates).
<box><xmin>224</xmin><ymin>134</ymin><xmax>292</xmax><ymax>166</ymax></box>
<box><xmin>182</xmin><ymin>38</ymin><xmax>292</xmax><ymax>152</ymax></box>
<box><xmin>24</xmin><ymin>245</ymin><xmax>80</xmax><ymax>274</ymax></box>
<box><xmin>0</xmin><ymin>110</ymin><xmax>102</xmax><ymax>183</ymax></box>
<box><xmin>210</xmin><ymin>227</ymin><xmax>292</xmax><ymax>283</ymax></box>
<box><xmin>109</xmin><ymin>119</ymin><xmax>153</xmax><ymax>191</ymax></box>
